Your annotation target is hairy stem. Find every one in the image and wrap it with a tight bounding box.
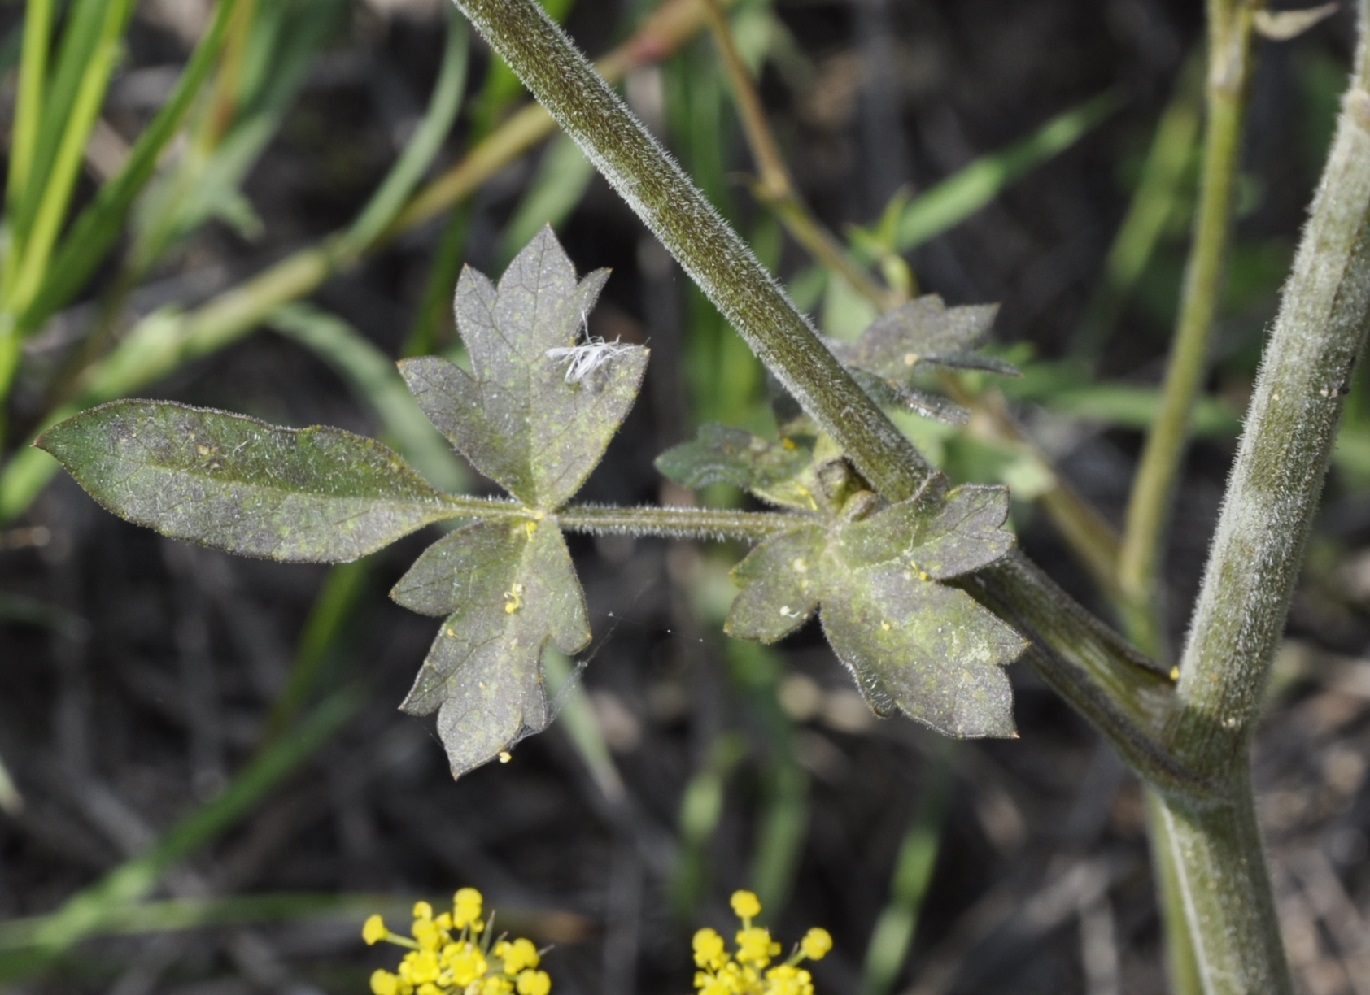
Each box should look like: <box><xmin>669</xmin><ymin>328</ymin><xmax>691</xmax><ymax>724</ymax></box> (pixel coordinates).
<box><xmin>1150</xmin><ymin>5</ymin><xmax>1370</xmax><ymax>991</ymax></box>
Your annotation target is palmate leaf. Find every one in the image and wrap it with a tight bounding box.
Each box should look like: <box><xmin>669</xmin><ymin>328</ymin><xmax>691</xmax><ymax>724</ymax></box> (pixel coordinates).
<box><xmin>36</xmin><ymin>229</ymin><xmax>653</xmax><ymax>778</ymax></box>
<box><xmin>35</xmin><ymin>400</ymin><xmax>457</xmax><ymax>562</ymax></box>
<box><xmin>391</xmin><ymin>519</ymin><xmax>589</xmax><ymax>777</ymax></box>
<box><xmin>726</xmin><ymin>484</ymin><xmax>1026</xmax><ymax>738</ymax></box>
<box><xmin>400</xmin><ymin>226</ymin><xmax>648</xmax><ymax>511</ymax></box>
<box><xmin>388</xmin><ymin>227</ymin><xmax>648</xmax><ymax>774</ymax></box>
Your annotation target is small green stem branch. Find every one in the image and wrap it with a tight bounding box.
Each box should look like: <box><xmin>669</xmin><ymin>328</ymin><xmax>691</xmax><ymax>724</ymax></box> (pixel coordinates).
<box><xmin>435</xmin><ymin>497</ymin><xmax>811</xmax><ymax>543</ymax></box>
<box><xmin>556</xmin><ymin>503</ymin><xmax>795</xmax><ymax>541</ymax></box>
<box><xmin>1150</xmin><ymin>5</ymin><xmax>1370</xmax><ymax>991</ymax></box>
<box><xmin>449</xmin><ymin>0</ymin><xmax>1216</xmax><ymax>797</ymax></box>
<box><xmin>968</xmin><ymin>552</ymin><xmax>1206</xmax><ymax>796</ymax></box>
<box><xmin>1118</xmin><ymin>0</ymin><xmax>1263</xmax><ymax>651</ymax></box>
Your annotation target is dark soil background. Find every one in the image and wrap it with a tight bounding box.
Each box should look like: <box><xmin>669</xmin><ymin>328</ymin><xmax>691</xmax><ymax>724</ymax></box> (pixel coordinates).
<box><xmin>3</xmin><ymin>1</ymin><xmax>1370</xmax><ymax>993</ymax></box>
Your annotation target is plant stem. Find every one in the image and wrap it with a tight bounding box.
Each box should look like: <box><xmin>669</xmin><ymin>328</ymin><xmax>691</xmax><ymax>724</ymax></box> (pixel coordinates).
<box><xmin>1118</xmin><ymin>0</ymin><xmax>1263</xmax><ymax>647</ymax></box>
<box><xmin>448</xmin><ymin>0</ymin><xmax>1229</xmax><ymax>798</ymax></box>
<box><xmin>557</xmin><ymin>503</ymin><xmax>796</xmax><ymax>540</ymax></box>
<box><xmin>1150</xmin><ymin>4</ymin><xmax>1370</xmax><ymax>990</ymax></box>
<box><xmin>1171</xmin><ymin>0</ymin><xmax>1370</xmax><ymax>789</ymax></box>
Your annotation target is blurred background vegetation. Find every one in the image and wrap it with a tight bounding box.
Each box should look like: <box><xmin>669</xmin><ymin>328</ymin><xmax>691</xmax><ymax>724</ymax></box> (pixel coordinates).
<box><xmin>2</xmin><ymin>1</ymin><xmax>1368</xmax><ymax>993</ymax></box>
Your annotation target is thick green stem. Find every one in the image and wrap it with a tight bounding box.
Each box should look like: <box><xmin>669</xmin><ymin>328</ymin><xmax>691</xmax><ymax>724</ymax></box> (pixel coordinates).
<box><xmin>1169</xmin><ymin>15</ymin><xmax>1370</xmax><ymax>782</ymax></box>
<box><xmin>1149</xmin><ymin>6</ymin><xmax>1370</xmax><ymax>991</ymax></box>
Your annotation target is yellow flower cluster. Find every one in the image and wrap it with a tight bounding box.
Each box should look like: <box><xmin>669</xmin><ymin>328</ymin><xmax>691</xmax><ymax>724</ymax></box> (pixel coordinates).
<box><xmin>692</xmin><ymin>891</ymin><xmax>832</xmax><ymax>995</ymax></box>
<box><xmin>362</xmin><ymin>888</ymin><xmax>551</xmax><ymax>995</ymax></box>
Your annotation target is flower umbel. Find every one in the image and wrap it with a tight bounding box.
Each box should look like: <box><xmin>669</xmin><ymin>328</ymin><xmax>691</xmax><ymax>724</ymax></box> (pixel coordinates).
<box><xmin>692</xmin><ymin>891</ymin><xmax>831</xmax><ymax>995</ymax></box>
<box><xmin>362</xmin><ymin>889</ymin><xmax>552</xmax><ymax>995</ymax></box>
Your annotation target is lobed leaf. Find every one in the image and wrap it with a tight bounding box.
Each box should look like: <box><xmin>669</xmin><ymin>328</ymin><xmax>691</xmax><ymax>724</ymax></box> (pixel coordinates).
<box><xmin>392</xmin><ymin>520</ymin><xmax>590</xmax><ymax>777</ymax></box>
<box><xmin>401</xmin><ymin>227</ymin><xmax>648</xmax><ymax>510</ymax></box>
<box><xmin>35</xmin><ymin>400</ymin><xmax>456</xmax><ymax>562</ymax></box>
<box><xmin>726</xmin><ymin>484</ymin><xmax>1025</xmax><ymax>738</ymax></box>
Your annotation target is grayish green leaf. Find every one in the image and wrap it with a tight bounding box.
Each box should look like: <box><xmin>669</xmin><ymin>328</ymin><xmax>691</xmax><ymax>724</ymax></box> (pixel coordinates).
<box><xmin>655</xmin><ymin>424</ymin><xmax>823</xmax><ymax>511</ymax></box>
<box><xmin>392</xmin><ymin>520</ymin><xmax>590</xmax><ymax>777</ymax></box>
<box><xmin>400</xmin><ymin>227</ymin><xmax>648</xmax><ymax>510</ymax></box>
<box><xmin>35</xmin><ymin>400</ymin><xmax>456</xmax><ymax>562</ymax></box>
<box><xmin>725</xmin><ymin>485</ymin><xmax>1024</xmax><ymax>738</ymax></box>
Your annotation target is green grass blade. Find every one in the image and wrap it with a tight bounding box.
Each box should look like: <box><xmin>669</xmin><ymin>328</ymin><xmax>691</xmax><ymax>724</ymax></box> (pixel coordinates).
<box><xmin>131</xmin><ymin>0</ymin><xmax>346</xmax><ymax>268</ymax></box>
<box><xmin>0</xmin><ymin>746</ymin><xmax>20</xmax><ymax>815</ymax></box>
<box><xmin>543</xmin><ymin>647</ymin><xmax>625</xmax><ymax>803</ymax></box>
<box><xmin>261</xmin><ymin>560</ymin><xmax>372</xmax><ymax>742</ymax></box>
<box><xmin>673</xmin><ymin>732</ymin><xmax>746</xmax><ymax>918</ymax></box>
<box><xmin>19</xmin><ymin>0</ymin><xmax>240</xmax><ymax>333</ymax></box>
<box><xmin>4</xmin><ymin>0</ymin><xmax>55</xmax><ymax>255</ymax></box>
<box><xmin>0</xmin><ymin>689</ymin><xmax>361</xmax><ymax>984</ymax></box>
<box><xmin>722</xmin><ymin>641</ymin><xmax>809</xmax><ymax>913</ymax></box>
<box><xmin>403</xmin><ymin>202</ymin><xmax>473</xmax><ymax>357</ymax></box>
<box><xmin>339</xmin><ymin>12</ymin><xmax>469</xmax><ymax>254</ymax></box>
<box><xmin>7</xmin><ymin>0</ymin><xmax>138</xmax><ymax>316</ymax></box>
<box><xmin>21</xmin><ymin>0</ymin><xmax>117</xmax><ymax>234</ymax></box>
<box><xmin>1076</xmin><ymin>52</ymin><xmax>1204</xmax><ymax>362</ymax></box>
<box><xmin>893</xmin><ymin>91</ymin><xmax>1120</xmax><ymax>253</ymax></box>
<box><xmin>859</xmin><ymin>755</ymin><xmax>951</xmax><ymax>995</ymax></box>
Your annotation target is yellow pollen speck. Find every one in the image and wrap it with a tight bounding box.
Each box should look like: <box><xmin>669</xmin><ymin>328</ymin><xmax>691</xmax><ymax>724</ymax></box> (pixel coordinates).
<box><xmin>446</xmin><ymin>626</ymin><xmax>456</xmax><ymax>637</ymax></box>
<box><xmin>197</xmin><ymin>443</ymin><xmax>210</xmax><ymax>456</ymax></box>
<box><xmin>504</xmin><ymin>583</ymin><xmax>524</xmax><ymax>614</ymax></box>
<box><xmin>903</xmin><ymin>352</ymin><xmax>918</xmax><ymax>366</ymax></box>
<box><xmin>781</xmin><ymin>437</ymin><xmax>796</xmax><ymax>450</ymax></box>
<box><xmin>881</xmin><ymin>620</ymin><xmax>891</xmax><ymax>631</ymax></box>
<box><xmin>1170</xmin><ymin>665</ymin><xmax>1180</xmax><ymax>681</ymax></box>
<box><xmin>499</xmin><ymin>751</ymin><xmax>512</xmax><ymax>764</ymax></box>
